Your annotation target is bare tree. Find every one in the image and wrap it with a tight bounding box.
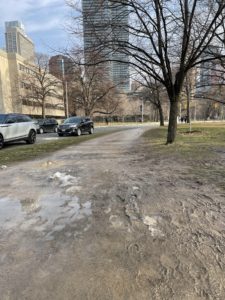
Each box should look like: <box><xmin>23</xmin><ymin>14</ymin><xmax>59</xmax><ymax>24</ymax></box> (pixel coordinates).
<box><xmin>65</xmin><ymin>52</ymin><xmax>121</xmax><ymax>116</ymax></box>
<box><xmin>19</xmin><ymin>53</ymin><xmax>63</xmax><ymax>118</ymax></box>
<box><xmin>68</xmin><ymin>0</ymin><xmax>225</xmax><ymax>143</ymax></box>
<box><xmin>133</xmin><ymin>73</ymin><xmax>167</xmax><ymax>126</ymax></box>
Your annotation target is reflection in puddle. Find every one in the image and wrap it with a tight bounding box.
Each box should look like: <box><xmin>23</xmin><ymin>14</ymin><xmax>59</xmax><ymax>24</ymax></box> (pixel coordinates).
<box><xmin>0</xmin><ymin>192</ymin><xmax>92</xmax><ymax>235</ymax></box>
<box><xmin>0</xmin><ymin>197</ymin><xmax>25</xmax><ymax>230</ymax></box>
<box><xmin>20</xmin><ymin>197</ymin><xmax>40</xmax><ymax>213</ymax></box>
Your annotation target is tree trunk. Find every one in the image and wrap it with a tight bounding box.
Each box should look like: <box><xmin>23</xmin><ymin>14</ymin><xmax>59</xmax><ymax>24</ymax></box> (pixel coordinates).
<box><xmin>158</xmin><ymin>103</ymin><xmax>164</xmax><ymax>126</ymax></box>
<box><xmin>85</xmin><ymin>107</ymin><xmax>91</xmax><ymax>116</ymax></box>
<box><xmin>42</xmin><ymin>99</ymin><xmax>46</xmax><ymax>118</ymax></box>
<box><xmin>166</xmin><ymin>98</ymin><xmax>179</xmax><ymax>144</ymax></box>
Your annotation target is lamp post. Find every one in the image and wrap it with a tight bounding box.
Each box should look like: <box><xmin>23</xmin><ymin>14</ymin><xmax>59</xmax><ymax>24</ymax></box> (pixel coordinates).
<box><xmin>61</xmin><ymin>59</ymin><xmax>69</xmax><ymax>118</ymax></box>
<box><xmin>141</xmin><ymin>99</ymin><xmax>144</xmax><ymax>123</ymax></box>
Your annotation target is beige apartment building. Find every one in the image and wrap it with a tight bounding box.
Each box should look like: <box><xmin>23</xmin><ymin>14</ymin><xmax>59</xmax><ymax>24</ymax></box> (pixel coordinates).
<box><xmin>0</xmin><ymin>49</ymin><xmax>65</xmax><ymax>117</ymax></box>
<box><xmin>5</xmin><ymin>21</ymin><xmax>35</xmax><ymax>62</ymax></box>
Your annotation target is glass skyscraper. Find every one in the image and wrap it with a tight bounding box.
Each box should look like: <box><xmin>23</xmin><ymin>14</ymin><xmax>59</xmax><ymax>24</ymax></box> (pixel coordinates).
<box><xmin>82</xmin><ymin>0</ymin><xmax>130</xmax><ymax>92</ymax></box>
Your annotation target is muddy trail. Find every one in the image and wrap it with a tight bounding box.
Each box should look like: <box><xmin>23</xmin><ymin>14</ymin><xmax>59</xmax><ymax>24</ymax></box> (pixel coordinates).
<box><xmin>0</xmin><ymin>127</ymin><xmax>225</xmax><ymax>300</ymax></box>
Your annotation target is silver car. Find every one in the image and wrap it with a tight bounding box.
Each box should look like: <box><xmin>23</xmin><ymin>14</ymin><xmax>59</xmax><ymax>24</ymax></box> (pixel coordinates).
<box><xmin>0</xmin><ymin>113</ymin><xmax>37</xmax><ymax>149</ymax></box>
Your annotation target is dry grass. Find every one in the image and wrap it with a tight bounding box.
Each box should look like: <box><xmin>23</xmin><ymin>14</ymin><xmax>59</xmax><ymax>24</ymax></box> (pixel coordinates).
<box><xmin>143</xmin><ymin>122</ymin><xmax>225</xmax><ymax>189</ymax></box>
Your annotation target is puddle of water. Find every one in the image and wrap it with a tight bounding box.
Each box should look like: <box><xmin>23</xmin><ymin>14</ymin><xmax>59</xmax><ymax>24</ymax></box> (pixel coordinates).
<box><xmin>34</xmin><ymin>192</ymin><xmax>92</xmax><ymax>231</ymax></box>
<box><xmin>0</xmin><ymin>192</ymin><xmax>92</xmax><ymax>234</ymax></box>
<box><xmin>0</xmin><ymin>197</ymin><xmax>26</xmax><ymax>230</ymax></box>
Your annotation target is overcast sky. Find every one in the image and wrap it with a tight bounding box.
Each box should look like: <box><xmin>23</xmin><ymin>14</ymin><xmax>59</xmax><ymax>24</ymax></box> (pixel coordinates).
<box><xmin>0</xmin><ymin>0</ymin><xmax>73</xmax><ymax>55</ymax></box>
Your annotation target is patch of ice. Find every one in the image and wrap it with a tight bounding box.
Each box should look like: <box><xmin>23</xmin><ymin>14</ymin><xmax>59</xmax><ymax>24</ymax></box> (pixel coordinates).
<box><xmin>50</xmin><ymin>171</ymin><xmax>77</xmax><ymax>187</ymax></box>
<box><xmin>0</xmin><ymin>197</ymin><xmax>25</xmax><ymax>229</ymax></box>
<box><xmin>80</xmin><ymin>201</ymin><xmax>92</xmax><ymax>217</ymax></box>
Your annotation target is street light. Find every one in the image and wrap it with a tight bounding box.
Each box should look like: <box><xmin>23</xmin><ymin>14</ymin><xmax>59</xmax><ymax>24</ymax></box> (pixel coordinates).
<box><xmin>61</xmin><ymin>59</ymin><xmax>69</xmax><ymax>118</ymax></box>
<box><xmin>140</xmin><ymin>99</ymin><xmax>144</xmax><ymax>123</ymax></box>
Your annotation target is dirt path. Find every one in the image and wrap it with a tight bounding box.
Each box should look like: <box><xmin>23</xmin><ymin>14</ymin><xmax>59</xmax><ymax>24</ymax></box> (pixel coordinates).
<box><xmin>0</xmin><ymin>127</ymin><xmax>225</xmax><ymax>300</ymax></box>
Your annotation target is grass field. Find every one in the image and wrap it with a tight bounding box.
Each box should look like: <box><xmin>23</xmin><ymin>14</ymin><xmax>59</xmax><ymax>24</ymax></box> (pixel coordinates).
<box><xmin>143</xmin><ymin>122</ymin><xmax>225</xmax><ymax>157</ymax></box>
<box><xmin>143</xmin><ymin>122</ymin><xmax>225</xmax><ymax>189</ymax></box>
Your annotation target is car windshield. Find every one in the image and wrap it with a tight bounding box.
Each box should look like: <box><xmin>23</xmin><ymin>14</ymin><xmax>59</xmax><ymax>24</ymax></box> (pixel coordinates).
<box><xmin>0</xmin><ymin>114</ymin><xmax>6</xmax><ymax>124</ymax></box>
<box><xmin>63</xmin><ymin>117</ymin><xmax>81</xmax><ymax>124</ymax></box>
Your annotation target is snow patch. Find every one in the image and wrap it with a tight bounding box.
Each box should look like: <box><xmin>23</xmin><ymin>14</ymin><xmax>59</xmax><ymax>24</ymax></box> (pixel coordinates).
<box><xmin>0</xmin><ymin>165</ymin><xmax>7</xmax><ymax>170</ymax></box>
<box><xmin>143</xmin><ymin>216</ymin><xmax>164</xmax><ymax>237</ymax></box>
<box><xmin>132</xmin><ymin>186</ymin><xmax>140</xmax><ymax>191</ymax></box>
<box><xmin>66</xmin><ymin>186</ymin><xmax>82</xmax><ymax>194</ymax></box>
<box><xmin>43</xmin><ymin>137</ymin><xmax>60</xmax><ymax>140</ymax></box>
<box><xmin>143</xmin><ymin>216</ymin><xmax>157</xmax><ymax>227</ymax></box>
<box><xmin>50</xmin><ymin>172</ymin><xmax>77</xmax><ymax>187</ymax></box>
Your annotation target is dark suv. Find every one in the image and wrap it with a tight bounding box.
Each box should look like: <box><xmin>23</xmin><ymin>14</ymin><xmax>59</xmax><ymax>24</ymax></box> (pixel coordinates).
<box><xmin>36</xmin><ymin>118</ymin><xmax>58</xmax><ymax>134</ymax></box>
<box><xmin>58</xmin><ymin>116</ymin><xmax>94</xmax><ymax>136</ymax></box>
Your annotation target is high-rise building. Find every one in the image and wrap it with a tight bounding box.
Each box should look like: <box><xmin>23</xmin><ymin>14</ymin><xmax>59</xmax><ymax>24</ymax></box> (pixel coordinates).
<box><xmin>111</xmin><ymin>1</ymin><xmax>129</xmax><ymax>91</ymax></box>
<box><xmin>5</xmin><ymin>21</ymin><xmax>35</xmax><ymax>62</ymax></box>
<box><xmin>82</xmin><ymin>0</ymin><xmax>130</xmax><ymax>92</ymax></box>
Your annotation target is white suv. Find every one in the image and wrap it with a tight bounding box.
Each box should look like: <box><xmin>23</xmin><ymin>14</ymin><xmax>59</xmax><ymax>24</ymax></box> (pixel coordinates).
<box><xmin>0</xmin><ymin>113</ymin><xmax>37</xmax><ymax>149</ymax></box>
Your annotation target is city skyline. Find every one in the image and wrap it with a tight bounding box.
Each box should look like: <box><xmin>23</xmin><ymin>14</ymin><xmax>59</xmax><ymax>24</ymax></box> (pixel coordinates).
<box><xmin>0</xmin><ymin>0</ymin><xmax>71</xmax><ymax>55</ymax></box>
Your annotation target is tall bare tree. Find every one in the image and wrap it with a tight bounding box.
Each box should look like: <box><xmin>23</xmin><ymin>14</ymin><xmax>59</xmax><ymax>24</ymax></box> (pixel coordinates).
<box><xmin>65</xmin><ymin>51</ymin><xmax>121</xmax><ymax>116</ymax></box>
<box><xmin>68</xmin><ymin>0</ymin><xmax>225</xmax><ymax>143</ymax></box>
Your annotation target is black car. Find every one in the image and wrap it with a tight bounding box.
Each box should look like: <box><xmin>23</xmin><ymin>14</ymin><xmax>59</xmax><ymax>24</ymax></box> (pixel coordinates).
<box><xmin>57</xmin><ymin>116</ymin><xmax>94</xmax><ymax>136</ymax></box>
<box><xmin>36</xmin><ymin>118</ymin><xmax>58</xmax><ymax>134</ymax></box>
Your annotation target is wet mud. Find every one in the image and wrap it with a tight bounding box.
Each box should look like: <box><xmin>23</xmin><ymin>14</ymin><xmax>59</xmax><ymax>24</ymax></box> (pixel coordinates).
<box><xmin>0</xmin><ymin>127</ymin><xmax>225</xmax><ymax>299</ymax></box>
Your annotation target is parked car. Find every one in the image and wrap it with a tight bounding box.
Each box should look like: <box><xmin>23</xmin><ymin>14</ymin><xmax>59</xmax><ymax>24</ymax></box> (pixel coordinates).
<box><xmin>57</xmin><ymin>116</ymin><xmax>94</xmax><ymax>136</ymax></box>
<box><xmin>0</xmin><ymin>113</ymin><xmax>37</xmax><ymax>149</ymax></box>
<box><xmin>36</xmin><ymin>118</ymin><xmax>58</xmax><ymax>134</ymax></box>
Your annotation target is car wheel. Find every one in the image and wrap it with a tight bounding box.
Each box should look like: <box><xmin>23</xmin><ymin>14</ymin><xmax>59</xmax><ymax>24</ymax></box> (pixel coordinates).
<box><xmin>58</xmin><ymin>133</ymin><xmax>63</xmax><ymax>137</ymax></box>
<box><xmin>26</xmin><ymin>130</ymin><xmax>36</xmax><ymax>144</ymax></box>
<box><xmin>89</xmin><ymin>127</ymin><xmax>94</xmax><ymax>134</ymax></box>
<box><xmin>76</xmin><ymin>128</ymin><xmax>81</xmax><ymax>136</ymax></box>
<box><xmin>39</xmin><ymin>128</ymin><xmax>44</xmax><ymax>134</ymax></box>
<box><xmin>0</xmin><ymin>134</ymin><xmax>4</xmax><ymax>149</ymax></box>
